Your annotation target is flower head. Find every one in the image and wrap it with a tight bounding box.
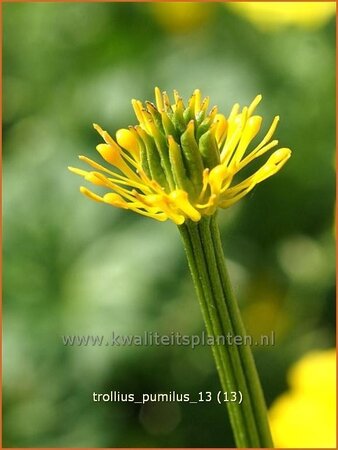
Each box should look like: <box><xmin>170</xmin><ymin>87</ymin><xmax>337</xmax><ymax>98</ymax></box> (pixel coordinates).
<box><xmin>69</xmin><ymin>88</ymin><xmax>291</xmax><ymax>225</ymax></box>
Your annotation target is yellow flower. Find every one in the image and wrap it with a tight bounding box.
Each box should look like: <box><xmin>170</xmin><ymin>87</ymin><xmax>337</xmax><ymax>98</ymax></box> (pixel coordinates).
<box><xmin>228</xmin><ymin>2</ymin><xmax>336</xmax><ymax>31</ymax></box>
<box><xmin>269</xmin><ymin>349</ymin><xmax>336</xmax><ymax>448</ymax></box>
<box><xmin>69</xmin><ymin>88</ymin><xmax>291</xmax><ymax>225</ymax></box>
<box><xmin>150</xmin><ymin>2</ymin><xmax>212</xmax><ymax>33</ymax></box>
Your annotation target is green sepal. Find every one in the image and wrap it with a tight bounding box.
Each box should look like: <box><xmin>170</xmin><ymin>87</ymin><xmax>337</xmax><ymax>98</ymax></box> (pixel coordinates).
<box><xmin>196</xmin><ymin>106</ymin><xmax>218</xmax><ymax>140</ymax></box>
<box><xmin>196</xmin><ymin>117</ymin><xmax>213</xmax><ymax>140</ymax></box>
<box><xmin>148</xmin><ymin>123</ymin><xmax>175</xmax><ymax>190</ymax></box>
<box><xmin>172</xmin><ymin>98</ymin><xmax>186</xmax><ymax>134</ymax></box>
<box><xmin>199</xmin><ymin>129</ymin><xmax>221</xmax><ymax>169</ymax></box>
<box><xmin>195</xmin><ymin>97</ymin><xmax>210</xmax><ymax>126</ymax></box>
<box><xmin>136</xmin><ymin>127</ymin><xmax>169</xmax><ymax>191</ymax></box>
<box><xmin>180</xmin><ymin>121</ymin><xmax>204</xmax><ymax>194</ymax></box>
<box><xmin>161</xmin><ymin>112</ymin><xmax>180</xmax><ymax>142</ymax></box>
<box><xmin>140</xmin><ymin>145</ymin><xmax>151</xmax><ymax>179</ymax></box>
<box><xmin>145</xmin><ymin>102</ymin><xmax>165</xmax><ymax>134</ymax></box>
<box><xmin>162</xmin><ymin>91</ymin><xmax>173</xmax><ymax>113</ymax></box>
<box><xmin>168</xmin><ymin>136</ymin><xmax>195</xmax><ymax>199</ymax></box>
<box><xmin>128</xmin><ymin>127</ymin><xmax>151</xmax><ymax>179</ymax></box>
<box><xmin>183</xmin><ymin>106</ymin><xmax>194</xmax><ymax>123</ymax></box>
<box><xmin>183</xmin><ymin>93</ymin><xmax>196</xmax><ymax>123</ymax></box>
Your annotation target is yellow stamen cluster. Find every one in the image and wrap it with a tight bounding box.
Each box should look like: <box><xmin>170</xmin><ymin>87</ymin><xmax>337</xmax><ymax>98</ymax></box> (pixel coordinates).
<box><xmin>69</xmin><ymin>88</ymin><xmax>291</xmax><ymax>225</ymax></box>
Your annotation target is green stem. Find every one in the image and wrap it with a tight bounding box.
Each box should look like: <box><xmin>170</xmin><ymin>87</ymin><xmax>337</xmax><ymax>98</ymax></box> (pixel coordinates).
<box><xmin>178</xmin><ymin>214</ymin><xmax>273</xmax><ymax>448</ymax></box>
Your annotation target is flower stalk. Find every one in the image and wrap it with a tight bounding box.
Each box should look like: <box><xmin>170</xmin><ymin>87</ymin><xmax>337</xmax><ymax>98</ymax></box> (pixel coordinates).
<box><xmin>179</xmin><ymin>214</ymin><xmax>273</xmax><ymax>448</ymax></box>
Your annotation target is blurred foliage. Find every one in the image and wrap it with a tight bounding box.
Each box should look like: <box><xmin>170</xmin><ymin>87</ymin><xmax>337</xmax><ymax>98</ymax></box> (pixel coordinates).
<box><xmin>3</xmin><ymin>2</ymin><xmax>335</xmax><ymax>447</ymax></box>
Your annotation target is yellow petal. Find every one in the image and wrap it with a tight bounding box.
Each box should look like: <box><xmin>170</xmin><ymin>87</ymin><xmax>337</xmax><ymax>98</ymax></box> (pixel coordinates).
<box><xmin>131</xmin><ymin>99</ymin><xmax>145</xmax><ymax>125</ymax></box>
<box><xmin>68</xmin><ymin>166</ymin><xmax>88</xmax><ymax>177</ymax></box>
<box><xmin>103</xmin><ymin>192</ymin><xmax>129</xmax><ymax>208</ymax></box>
<box><xmin>96</xmin><ymin>143</ymin><xmax>123</xmax><ymax>167</ymax></box>
<box><xmin>209</xmin><ymin>164</ymin><xmax>229</xmax><ymax>196</ymax></box>
<box><xmin>154</xmin><ymin>86</ymin><xmax>164</xmax><ymax>111</ymax></box>
<box><xmin>230</xmin><ymin>115</ymin><xmax>263</xmax><ymax>167</ymax></box>
<box><xmin>213</xmin><ymin>113</ymin><xmax>228</xmax><ymax>145</ymax></box>
<box><xmin>93</xmin><ymin>123</ymin><xmax>115</xmax><ymax>145</ymax></box>
<box><xmin>79</xmin><ymin>186</ymin><xmax>103</xmax><ymax>202</ymax></box>
<box><xmin>169</xmin><ymin>190</ymin><xmax>201</xmax><ymax>222</ymax></box>
<box><xmin>248</xmin><ymin>94</ymin><xmax>262</xmax><ymax>116</ymax></box>
<box><xmin>116</xmin><ymin>128</ymin><xmax>140</xmax><ymax>159</ymax></box>
<box><xmin>253</xmin><ymin>147</ymin><xmax>291</xmax><ymax>183</ymax></box>
<box><xmin>193</xmin><ymin>89</ymin><xmax>201</xmax><ymax>115</ymax></box>
<box><xmin>85</xmin><ymin>172</ymin><xmax>109</xmax><ymax>187</ymax></box>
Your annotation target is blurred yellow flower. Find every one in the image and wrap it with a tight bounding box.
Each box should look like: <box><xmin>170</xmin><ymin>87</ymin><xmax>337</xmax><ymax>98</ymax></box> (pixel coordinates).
<box><xmin>150</xmin><ymin>2</ymin><xmax>212</xmax><ymax>33</ymax></box>
<box><xmin>69</xmin><ymin>88</ymin><xmax>291</xmax><ymax>224</ymax></box>
<box><xmin>228</xmin><ymin>2</ymin><xmax>336</xmax><ymax>30</ymax></box>
<box><xmin>269</xmin><ymin>349</ymin><xmax>336</xmax><ymax>448</ymax></box>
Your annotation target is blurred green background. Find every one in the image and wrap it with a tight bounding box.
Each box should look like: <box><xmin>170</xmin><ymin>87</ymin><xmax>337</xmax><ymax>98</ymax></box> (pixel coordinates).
<box><xmin>3</xmin><ymin>2</ymin><xmax>335</xmax><ymax>447</ymax></box>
